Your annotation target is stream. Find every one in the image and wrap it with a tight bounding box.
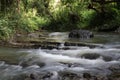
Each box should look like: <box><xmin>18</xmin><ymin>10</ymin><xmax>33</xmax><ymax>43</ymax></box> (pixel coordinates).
<box><xmin>0</xmin><ymin>32</ymin><xmax>120</xmax><ymax>80</ymax></box>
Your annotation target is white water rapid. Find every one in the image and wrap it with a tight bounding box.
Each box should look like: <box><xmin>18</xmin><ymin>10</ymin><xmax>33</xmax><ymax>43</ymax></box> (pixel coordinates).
<box><xmin>0</xmin><ymin>32</ymin><xmax>119</xmax><ymax>80</ymax></box>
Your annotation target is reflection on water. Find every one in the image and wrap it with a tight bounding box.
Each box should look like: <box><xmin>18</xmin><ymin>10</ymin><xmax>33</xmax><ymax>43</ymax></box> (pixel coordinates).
<box><xmin>0</xmin><ymin>33</ymin><xmax>119</xmax><ymax>80</ymax></box>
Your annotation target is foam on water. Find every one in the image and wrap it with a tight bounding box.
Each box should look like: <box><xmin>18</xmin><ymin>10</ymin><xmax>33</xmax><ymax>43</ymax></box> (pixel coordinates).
<box><xmin>0</xmin><ymin>32</ymin><xmax>119</xmax><ymax>80</ymax></box>
<box><xmin>0</xmin><ymin>46</ymin><xmax>118</xmax><ymax>80</ymax></box>
<box><xmin>16</xmin><ymin>44</ymin><xmax>120</xmax><ymax>76</ymax></box>
<box><xmin>49</xmin><ymin>32</ymin><xmax>68</xmax><ymax>42</ymax></box>
<box><xmin>25</xmin><ymin>48</ymin><xmax>119</xmax><ymax>69</ymax></box>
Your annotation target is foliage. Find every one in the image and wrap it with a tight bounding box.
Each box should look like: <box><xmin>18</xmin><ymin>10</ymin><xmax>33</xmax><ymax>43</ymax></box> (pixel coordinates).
<box><xmin>0</xmin><ymin>0</ymin><xmax>50</xmax><ymax>40</ymax></box>
<box><xmin>0</xmin><ymin>17</ymin><xmax>14</xmax><ymax>40</ymax></box>
<box><xmin>18</xmin><ymin>10</ymin><xmax>50</xmax><ymax>32</ymax></box>
<box><xmin>89</xmin><ymin>4</ymin><xmax>120</xmax><ymax>31</ymax></box>
<box><xmin>0</xmin><ymin>0</ymin><xmax>120</xmax><ymax>40</ymax></box>
<box><xmin>44</xmin><ymin>0</ymin><xmax>85</xmax><ymax>31</ymax></box>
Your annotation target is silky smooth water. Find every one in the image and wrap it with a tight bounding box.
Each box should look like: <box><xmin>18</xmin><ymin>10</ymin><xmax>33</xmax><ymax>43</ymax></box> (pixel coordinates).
<box><xmin>0</xmin><ymin>32</ymin><xmax>119</xmax><ymax>80</ymax></box>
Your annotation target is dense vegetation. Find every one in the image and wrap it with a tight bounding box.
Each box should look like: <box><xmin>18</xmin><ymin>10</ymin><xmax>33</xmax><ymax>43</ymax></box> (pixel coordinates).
<box><xmin>0</xmin><ymin>0</ymin><xmax>120</xmax><ymax>40</ymax></box>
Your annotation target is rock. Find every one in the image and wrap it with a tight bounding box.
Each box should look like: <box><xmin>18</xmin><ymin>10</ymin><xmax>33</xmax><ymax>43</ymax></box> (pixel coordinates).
<box><xmin>28</xmin><ymin>33</ymin><xmax>45</xmax><ymax>39</ymax></box>
<box><xmin>19</xmin><ymin>57</ymin><xmax>45</xmax><ymax>68</ymax></box>
<box><xmin>24</xmin><ymin>73</ymin><xmax>40</xmax><ymax>80</ymax></box>
<box><xmin>29</xmin><ymin>74</ymin><xmax>36</xmax><ymax>79</ymax></box>
<box><xmin>80</xmin><ymin>53</ymin><xmax>112</xmax><ymax>61</ymax></box>
<box><xmin>42</xmin><ymin>72</ymin><xmax>53</xmax><ymax>79</ymax></box>
<box><xmin>34</xmin><ymin>71</ymin><xmax>54</xmax><ymax>80</ymax></box>
<box><xmin>109</xmin><ymin>64</ymin><xmax>120</xmax><ymax>72</ymax></box>
<box><xmin>83</xmin><ymin>73</ymin><xmax>91</xmax><ymax>78</ymax></box>
<box><xmin>64</xmin><ymin>42</ymin><xmax>104</xmax><ymax>48</ymax></box>
<box><xmin>28</xmin><ymin>33</ymin><xmax>39</xmax><ymax>38</ymax></box>
<box><xmin>68</xmin><ymin>30</ymin><xmax>94</xmax><ymax>39</ymax></box>
<box><xmin>10</xmin><ymin>74</ymin><xmax>27</xmax><ymax>80</ymax></box>
<box><xmin>108</xmin><ymin>64</ymin><xmax>120</xmax><ymax>80</ymax></box>
<box><xmin>81</xmin><ymin>53</ymin><xmax>100</xmax><ymax>60</ymax></box>
<box><xmin>59</xmin><ymin>71</ymin><xmax>81</xmax><ymax>80</ymax></box>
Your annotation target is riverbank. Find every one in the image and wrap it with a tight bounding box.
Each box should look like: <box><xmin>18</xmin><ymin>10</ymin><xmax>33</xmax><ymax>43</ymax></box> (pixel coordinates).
<box><xmin>0</xmin><ymin>30</ymin><xmax>119</xmax><ymax>49</ymax></box>
<box><xmin>0</xmin><ymin>31</ymin><xmax>104</xmax><ymax>49</ymax></box>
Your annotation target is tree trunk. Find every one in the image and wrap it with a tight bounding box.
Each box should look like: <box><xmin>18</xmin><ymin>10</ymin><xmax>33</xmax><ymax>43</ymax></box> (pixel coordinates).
<box><xmin>17</xmin><ymin>0</ymin><xmax>20</xmax><ymax>13</ymax></box>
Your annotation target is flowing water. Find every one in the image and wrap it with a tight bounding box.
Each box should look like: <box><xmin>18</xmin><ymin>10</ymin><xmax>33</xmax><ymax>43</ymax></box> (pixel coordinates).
<box><xmin>0</xmin><ymin>32</ymin><xmax>120</xmax><ymax>80</ymax></box>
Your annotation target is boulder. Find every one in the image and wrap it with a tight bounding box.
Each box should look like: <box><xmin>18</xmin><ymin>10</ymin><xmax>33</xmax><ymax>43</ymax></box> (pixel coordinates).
<box><xmin>83</xmin><ymin>73</ymin><xmax>91</xmax><ymax>78</ymax></box>
<box><xmin>68</xmin><ymin>30</ymin><xmax>94</xmax><ymax>39</ymax></box>
<box><xmin>80</xmin><ymin>53</ymin><xmax>112</xmax><ymax>61</ymax></box>
<box><xmin>81</xmin><ymin>53</ymin><xmax>100</xmax><ymax>60</ymax></box>
<box><xmin>59</xmin><ymin>71</ymin><xmax>81</xmax><ymax>80</ymax></box>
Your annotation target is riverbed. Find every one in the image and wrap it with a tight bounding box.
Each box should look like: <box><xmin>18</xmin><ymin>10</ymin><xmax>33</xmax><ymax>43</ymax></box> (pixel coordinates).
<box><xmin>0</xmin><ymin>32</ymin><xmax>120</xmax><ymax>80</ymax></box>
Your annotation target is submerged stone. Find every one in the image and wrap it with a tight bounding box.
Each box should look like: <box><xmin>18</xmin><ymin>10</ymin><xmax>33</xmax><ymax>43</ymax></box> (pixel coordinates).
<box><xmin>83</xmin><ymin>73</ymin><xmax>91</xmax><ymax>78</ymax></box>
<box><xmin>80</xmin><ymin>53</ymin><xmax>112</xmax><ymax>61</ymax></box>
<box><xmin>81</xmin><ymin>53</ymin><xmax>100</xmax><ymax>60</ymax></box>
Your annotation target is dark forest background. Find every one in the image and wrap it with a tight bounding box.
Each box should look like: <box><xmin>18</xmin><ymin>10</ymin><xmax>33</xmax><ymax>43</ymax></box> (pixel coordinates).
<box><xmin>0</xmin><ymin>0</ymin><xmax>120</xmax><ymax>40</ymax></box>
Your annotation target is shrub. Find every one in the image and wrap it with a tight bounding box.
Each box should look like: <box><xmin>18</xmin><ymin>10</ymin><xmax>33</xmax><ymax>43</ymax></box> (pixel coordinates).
<box><xmin>0</xmin><ymin>18</ymin><xmax>14</xmax><ymax>40</ymax></box>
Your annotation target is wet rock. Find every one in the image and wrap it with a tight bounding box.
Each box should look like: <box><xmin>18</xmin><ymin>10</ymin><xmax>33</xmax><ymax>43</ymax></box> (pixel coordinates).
<box><xmin>42</xmin><ymin>72</ymin><xmax>53</xmax><ymax>79</ymax></box>
<box><xmin>29</xmin><ymin>74</ymin><xmax>36</xmax><ymax>79</ymax></box>
<box><xmin>83</xmin><ymin>73</ymin><xmax>91</xmax><ymax>78</ymax></box>
<box><xmin>15</xmin><ymin>72</ymin><xmax>53</xmax><ymax>80</ymax></box>
<box><xmin>109</xmin><ymin>64</ymin><xmax>120</xmax><ymax>72</ymax></box>
<box><xmin>40</xmin><ymin>45</ymin><xmax>59</xmax><ymax>50</ymax></box>
<box><xmin>28</xmin><ymin>33</ymin><xmax>45</xmax><ymax>39</ymax></box>
<box><xmin>59</xmin><ymin>71</ymin><xmax>81</xmax><ymax>80</ymax></box>
<box><xmin>108</xmin><ymin>72</ymin><xmax>120</xmax><ymax>80</ymax></box>
<box><xmin>108</xmin><ymin>64</ymin><xmax>120</xmax><ymax>80</ymax></box>
<box><xmin>60</xmin><ymin>47</ymin><xmax>70</xmax><ymax>50</ymax></box>
<box><xmin>28</xmin><ymin>33</ymin><xmax>39</xmax><ymax>38</ymax></box>
<box><xmin>81</xmin><ymin>53</ymin><xmax>100</xmax><ymax>60</ymax></box>
<box><xmin>102</xmin><ymin>56</ymin><xmax>112</xmax><ymax>62</ymax></box>
<box><xmin>109</xmin><ymin>72</ymin><xmax>120</xmax><ymax>78</ymax></box>
<box><xmin>69</xmin><ymin>30</ymin><xmax>94</xmax><ymax>39</ymax></box>
<box><xmin>10</xmin><ymin>74</ymin><xmax>27</xmax><ymax>80</ymax></box>
<box><xmin>19</xmin><ymin>57</ymin><xmax>45</xmax><ymax>68</ymax></box>
<box><xmin>64</xmin><ymin>42</ymin><xmax>104</xmax><ymax>48</ymax></box>
<box><xmin>80</xmin><ymin>53</ymin><xmax>112</xmax><ymax>61</ymax></box>
<box><xmin>33</xmin><ymin>71</ymin><xmax>55</xmax><ymax>80</ymax></box>
<box><xmin>24</xmin><ymin>73</ymin><xmax>42</xmax><ymax>80</ymax></box>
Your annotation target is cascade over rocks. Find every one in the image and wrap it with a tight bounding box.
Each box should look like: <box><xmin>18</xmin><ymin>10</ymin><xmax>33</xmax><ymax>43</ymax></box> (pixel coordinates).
<box><xmin>68</xmin><ymin>30</ymin><xmax>94</xmax><ymax>39</ymax></box>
